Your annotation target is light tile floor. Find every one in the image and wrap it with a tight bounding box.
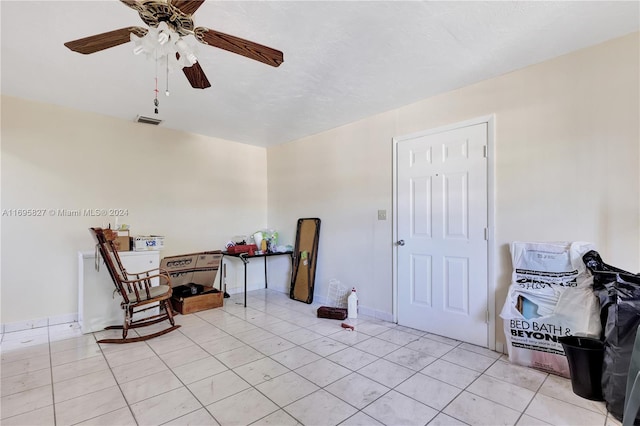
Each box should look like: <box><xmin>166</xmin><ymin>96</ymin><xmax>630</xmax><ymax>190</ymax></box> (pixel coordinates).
<box><xmin>0</xmin><ymin>289</ymin><xmax>623</xmax><ymax>426</ymax></box>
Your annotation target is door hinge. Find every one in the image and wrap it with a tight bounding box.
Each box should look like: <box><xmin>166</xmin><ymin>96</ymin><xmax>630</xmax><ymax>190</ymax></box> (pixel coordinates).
<box><xmin>484</xmin><ymin>228</ymin><xmax>488</xmax><ymax>240</ymax></box>
<box><xmin>483</xmin><ymin>145</ymin><xmax>487</xmax><ymax>158</ymax></box>
<box><xmin>486</xmin><ymin>310</ymin><xmax>490</xmax><ymax>323</ymax></box>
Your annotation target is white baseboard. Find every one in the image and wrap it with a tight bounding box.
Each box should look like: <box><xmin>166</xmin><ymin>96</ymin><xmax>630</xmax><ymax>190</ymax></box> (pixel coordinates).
<box><xmin>49</xmin><ymin>313</ymin><xmax>78</xmax><ymax>326</ymax></box>
<box><xmin>307</xmin><ymin>294</ymin><xmax>394</xmax><ymax>323</ymax></box>
<box><xmin>313</xmin><ymin>294</ymin><xmax>332</xmax><ymax>306</ymax></box>
<box><xmin>359</xmin><ymin>306</ymin><xmax>394</xmax><ymax>323</ymax></box>
<box><xmin>225</xmin><ymin>283</ymin><xmax>269</xmax><ymax>295</ymax></box>
<box><xmin>2</xmin><ymin>313</ymin><xmax>78</xmax><ymax>333</ymax></box>
<box><xmin>4</xmin><ymin>317</ymin><xmax>48</xmax><ymax>333</ymax></box>
<box><xmin>225</xmin><ymin>283</ymin><xmax>292</xmax><ymax>295</ymax></box>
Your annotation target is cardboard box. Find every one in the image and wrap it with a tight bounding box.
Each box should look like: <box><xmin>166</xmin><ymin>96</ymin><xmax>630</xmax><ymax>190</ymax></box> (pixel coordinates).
<box><xmin>161</xmin><ymin>251</ymin><xmax>224</xmax><ymax>314</ymax></box>
<box><xmin>171</xmin><ymin>287</ymin><xmax>223</xmax><ymax>314</ymax></box>
<box><xmin>194</xmin><ymin>253</ymin><xmax>223</xmax><ymax>270</ymax></box>
<box><xmin>105</xmin><ymin>229</ymin><xmax>130</xmax><ymax>251</ymax></box>
<box><xmin>161</xmin><ymin>251</ymin><xmax>222</xmax><ymax>287</ymax></box>
<box><xmin>114</xmin><ymin>236</ymin><xmax>130</xmax><ymax>251</ymax></box>
<box><xmin>134</xmin><ymin>236</ymin><xmax>165</xmax><ymax>251</ymax></box>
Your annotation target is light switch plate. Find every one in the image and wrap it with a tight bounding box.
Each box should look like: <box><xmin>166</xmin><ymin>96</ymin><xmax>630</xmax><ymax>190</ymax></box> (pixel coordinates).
<box><xmin>377</xmin><ymin>209</ymin><xmax>387</xmax><ymax>220</ymax></box>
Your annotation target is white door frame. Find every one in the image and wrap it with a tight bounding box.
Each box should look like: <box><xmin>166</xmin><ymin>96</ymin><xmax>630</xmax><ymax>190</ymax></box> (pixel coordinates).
<box><xmin>392</xmin><ymin>115</ymin><xmax>497</xmax><ymax>350</ymax></box>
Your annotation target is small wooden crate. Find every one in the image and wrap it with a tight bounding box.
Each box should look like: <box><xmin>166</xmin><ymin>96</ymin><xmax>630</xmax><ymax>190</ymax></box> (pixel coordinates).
<box><xmin>171</xmin><ymin>288</ymin><xmax>223</xmax><ymax>314</ymax></box>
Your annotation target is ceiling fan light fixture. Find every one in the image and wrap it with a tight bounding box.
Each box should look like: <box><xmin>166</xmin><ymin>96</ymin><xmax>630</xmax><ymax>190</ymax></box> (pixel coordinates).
<box><xmin>175</xmin><ymin>38</ymin><xmax>198</xmax><ymax>66</ymax></box>
<box><xmin>157</xmin><ymin>31</ymin><xmax>170</xmax><ymax>45</ymax></box>
<box><xmin>132</xmin><ymin>44</ymin><xmax>146</xmax><ymax>56</ymax></box>
<box><xmin>129</xmin><ymin>21</ymin><xmax>197</xmax><ymax>68</ymax></box>
<box><xmin>64</xmin><ymin>0</ymin><xmax>283</xmax><ymax>91</ymax></box>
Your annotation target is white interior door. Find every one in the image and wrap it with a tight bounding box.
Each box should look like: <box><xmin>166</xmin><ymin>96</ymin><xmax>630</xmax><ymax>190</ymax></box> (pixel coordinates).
<box><xmin>396</xmin><ymin>123</ymin><xmax>488</xmax><ymax>347</ymax></box>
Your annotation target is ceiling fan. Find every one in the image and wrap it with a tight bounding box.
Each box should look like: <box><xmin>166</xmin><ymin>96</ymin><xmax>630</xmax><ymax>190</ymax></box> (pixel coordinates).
<box><xmin>64</xmin><ymin>0</ymin><xmax>284</xmax><ymax>89</ymax></box>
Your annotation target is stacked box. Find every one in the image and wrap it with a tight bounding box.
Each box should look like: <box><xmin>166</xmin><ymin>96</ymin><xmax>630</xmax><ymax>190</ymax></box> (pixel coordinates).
<box><xmin>114</xmin><ymin>230</ymin><xmax>130</xmax><ymax>251</ymax></box>
<box><xmin>160</xmin><ymin>251</ymin><xmax>223</xmax><ymax>314</ymax></box>
<box><xmin>134</xmin><ymin>236</ymin><xmax>165</xmax><ymax>251</ymax></box>
<box><xmin>171</xmin><ymin>288</ymin><xmax>223</xmax><ymax>314</ymax></box>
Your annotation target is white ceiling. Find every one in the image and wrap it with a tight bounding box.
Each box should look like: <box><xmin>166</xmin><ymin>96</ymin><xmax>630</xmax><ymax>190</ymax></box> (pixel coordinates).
<box><xmin>1</xmin><ymin>1</ymin><xmax>638</xmax><ymax>147</ymax></box>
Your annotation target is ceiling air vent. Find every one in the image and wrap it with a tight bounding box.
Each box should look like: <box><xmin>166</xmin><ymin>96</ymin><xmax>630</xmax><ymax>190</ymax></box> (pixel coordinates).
<box><xmin>135</xmin><ymin>115</ymin><xmax>162</xmax><ymax>125</ymax></box>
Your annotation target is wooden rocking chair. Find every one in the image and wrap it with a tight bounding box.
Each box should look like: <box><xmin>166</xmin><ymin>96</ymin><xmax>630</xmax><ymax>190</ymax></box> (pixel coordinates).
<box><xmin>89</xmin><ymin>227</ymin><xmax>180</xmax><ymax>343</ymax></box>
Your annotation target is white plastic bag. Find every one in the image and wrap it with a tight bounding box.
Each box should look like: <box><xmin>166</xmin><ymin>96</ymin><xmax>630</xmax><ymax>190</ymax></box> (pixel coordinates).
<box><xmin>510</xmin><ymin>241</ymin><xmax>595</xmax><ymax>289</ymax></box>
<box><xmin>501</xmin><ymin>284</ymin><xmax>601</xmax><ymax>377</ymax></box>
<box><xmin>501</xmin><ymin>241</ymin><xmax>601</xmax><ymax>377</ymax></box>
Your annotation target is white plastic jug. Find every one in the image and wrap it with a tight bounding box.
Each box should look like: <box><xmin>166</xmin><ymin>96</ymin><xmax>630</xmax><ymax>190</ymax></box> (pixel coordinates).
<box><xmin>348</xmin><ymin>288</ymin><xmax>358</xmax><ymax>319</ymax></box>
<box><xmin>253</xmin><ymin>232</ymin><xmax>263</xmax><ymax>250</ymax></box>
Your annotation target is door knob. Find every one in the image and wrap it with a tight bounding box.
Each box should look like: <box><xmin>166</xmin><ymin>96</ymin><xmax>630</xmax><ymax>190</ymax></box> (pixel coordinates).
<box><xmin>396</xmin><ymin>240</ymin><xmax>405</xmax><ymax>246</ymax></box>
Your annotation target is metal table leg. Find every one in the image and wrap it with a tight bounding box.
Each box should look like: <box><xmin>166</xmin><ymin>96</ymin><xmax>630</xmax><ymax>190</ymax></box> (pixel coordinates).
<box><xmin>244</xmin><ymin>261</ymin><xmax>247</xmax><ymax>307</ymax></box>
<box><xmin>239</xmin><ymin>254</ymin><xmax>249</xmax><ymax>308</ymax></box>
<box><xmin>264</xmin><ymin>257</ymin><xmax>268</xmax><ymax>289</ymax></box>
<box><xmin>224</xmin><ymin>252</ymin><xmax>293</xmax><ymax>308</ymax></box>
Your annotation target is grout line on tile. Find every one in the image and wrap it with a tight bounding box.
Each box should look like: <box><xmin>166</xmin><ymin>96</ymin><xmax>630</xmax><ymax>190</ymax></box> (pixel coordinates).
<box><xmin>4</xmin><ymin>289</ymin><xmax>617</xmax><ymax>426</ymax></box>
<box><xmin>47</xmin><ymin>321</ymin><xmax>58</xmax><ymax>426</ymax></box>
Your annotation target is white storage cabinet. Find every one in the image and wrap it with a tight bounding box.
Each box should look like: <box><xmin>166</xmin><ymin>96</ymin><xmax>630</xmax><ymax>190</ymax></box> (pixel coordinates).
<box><xmin>78</xmin><ymin>250</ymin><xmax>160</xmax><ymax>334</ymax></box>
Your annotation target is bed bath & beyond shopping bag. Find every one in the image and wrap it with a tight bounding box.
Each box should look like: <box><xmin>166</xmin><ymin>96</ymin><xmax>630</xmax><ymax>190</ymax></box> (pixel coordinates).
<box><xmin>500</xmin><ymin>241</ymin><xmax>602</xmax><ymax>377</ymax></box>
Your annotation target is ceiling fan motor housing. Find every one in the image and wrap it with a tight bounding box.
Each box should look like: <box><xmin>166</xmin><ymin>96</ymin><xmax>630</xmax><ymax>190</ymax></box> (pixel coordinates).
<box><xmin>136</xmin><ymin>0</ymin><xmax>195</xmax><ymax>36</ymax></box>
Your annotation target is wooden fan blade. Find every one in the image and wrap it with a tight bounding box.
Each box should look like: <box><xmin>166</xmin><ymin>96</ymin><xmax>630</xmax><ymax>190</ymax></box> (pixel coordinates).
<box><xmin>171</xmin><ymin>0</ymin><xmax>205</xmax><ymax>15</ymax></box>
<box><xmin>194</xmin><ymin>27</ymin><xmax>283</xmax><ymax>67</ymax></box>
<box><xmin>182</xmin><ymin>61</ymin><xmax>211</xmax><ymax>89</ymax></box>
<box><xmin>64</xmin><ymin>27</ymin><xmax>148</xmax><ymax>54</ymax></box>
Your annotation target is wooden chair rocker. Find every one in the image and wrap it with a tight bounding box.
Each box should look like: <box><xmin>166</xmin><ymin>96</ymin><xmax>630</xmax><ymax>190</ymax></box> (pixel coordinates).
<box><xmin>89</xmin><ymin>227</ymin><xmax>180</xmax><ymax>344</ymax></box>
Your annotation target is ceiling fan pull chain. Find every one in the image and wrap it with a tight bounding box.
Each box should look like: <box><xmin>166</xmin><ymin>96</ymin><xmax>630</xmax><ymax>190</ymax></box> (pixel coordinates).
<box><xmin>154</xmin><ymin>80</ymin><xmax>159</xmax><ymax>114</ymax></box>
<box><xmin>154</xmin><ymin>58</ymin><xmax>160</xmax><ymax>114</ymax></box>
<box><xmin>165</xmin><ymin>56</ymin><xmax>170</xmax><ymax>97</ymax></box>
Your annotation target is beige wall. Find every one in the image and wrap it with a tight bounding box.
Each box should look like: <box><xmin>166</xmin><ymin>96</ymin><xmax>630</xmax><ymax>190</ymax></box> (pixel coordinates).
<box><xmin>2</xmin><ymin>33</ymin><xmax>638</xmax><ymax>343</ymax></box>
<box><xmin>267</xmin><ymin>33</ymin><xmax>640</xmax><ymax>346</ymax></box>
<box><xmin>1</xmin><ymin>96</ymin><xmax>268</xmax><ymax>324</ymax></box>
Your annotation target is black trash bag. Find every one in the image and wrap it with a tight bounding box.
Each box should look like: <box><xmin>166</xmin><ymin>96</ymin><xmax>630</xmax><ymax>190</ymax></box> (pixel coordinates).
<box><xmin>583</xmin><ymin>250</ymin><xmax>640</xmax><ymax>422</ymax></box>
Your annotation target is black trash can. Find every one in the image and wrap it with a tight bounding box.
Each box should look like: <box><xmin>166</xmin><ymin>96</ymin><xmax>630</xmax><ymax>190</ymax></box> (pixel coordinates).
<box><xmin>558</xmin><ymin>336</ymin><xmax>605</xmax><ymax>401</ymax></box>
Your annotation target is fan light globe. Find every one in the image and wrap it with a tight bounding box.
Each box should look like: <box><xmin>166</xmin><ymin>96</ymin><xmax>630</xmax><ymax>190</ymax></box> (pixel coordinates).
<box><xmin>130</xmin><ymin>21</ymin><xmax>197</xmax><ymax>70</ymax></box>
